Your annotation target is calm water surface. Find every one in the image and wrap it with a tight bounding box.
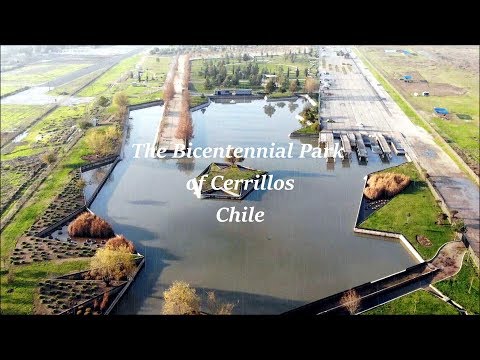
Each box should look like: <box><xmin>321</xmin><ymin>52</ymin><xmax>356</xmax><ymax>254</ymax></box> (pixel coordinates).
<box><xmin>90</xmin><ymin>99</ymin><xmax>416</xmax><ymax>314</ymax></box>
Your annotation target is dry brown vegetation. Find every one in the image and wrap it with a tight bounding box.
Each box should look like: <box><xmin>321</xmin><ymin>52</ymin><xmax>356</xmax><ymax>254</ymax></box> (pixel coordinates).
<box><xmin>340</xmin><ymin>289</ymin><xmax>361</xmax><ymax>315</ymax></box>
<box><xmin>363</xmin><ymin>172</ymin><xmax>411</xmax><ymax>200</ymax></box>
<box><xmin>68</xmin><ymin>212</ymin><xmax>115</xmax><ymax>238</ymax></box>
<box><xmin>162</xmin><ymin>281</ymin><xmax>200</xmax><ymax>315</ymax></box>
<box><xmin>304</xmin><ymin>77</ymin><xmax>319</xmax><ymax>94</ymax></box>
<box><xmin>175</xmin><ymin>89</ymin><xmax>194</xmax><ymax>142</ymax></box>
<box><xmin>105</xmin><ymin>235</ymin><xmax>136</xmax><ymax>253</ymax></box>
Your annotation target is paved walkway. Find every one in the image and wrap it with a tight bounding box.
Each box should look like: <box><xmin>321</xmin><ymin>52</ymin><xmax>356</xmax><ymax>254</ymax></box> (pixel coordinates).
<box><xmin>154</xmin><ymin>55</ymin><xmax>187</xmax><ymax>152</ymax></box>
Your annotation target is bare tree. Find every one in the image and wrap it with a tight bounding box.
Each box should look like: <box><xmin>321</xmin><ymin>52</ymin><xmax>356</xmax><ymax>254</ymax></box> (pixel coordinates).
<box><xmin>225</xmin><ymin>148</ymin><xmax>244</xmax><ymax>167</ymax></box>
<box><xmin>304</xmin><ymin>77</ymin><xmax>319</xmax><ymax>94</ymax></box>
<box><xmin>340</xmin><ymin>289</ymin><xmax>361</xmax><ymax>315</ymax></box>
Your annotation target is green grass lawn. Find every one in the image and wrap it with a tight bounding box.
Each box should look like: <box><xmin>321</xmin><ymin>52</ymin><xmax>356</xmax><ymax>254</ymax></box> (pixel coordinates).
<box><xmin>190</xmin><ymin>96</ymin><xmax>209</xmax><ymax>107</ymax></box>
<box><xmin>0</xmin><ymin>104</ymin><xmax>51</xmax><ymax>132</ymax></box>
<box><xmin>1</xmin><ymin>85</ymin><xmax>26</xmax><ymax>97</ymax></box>
<box><xmin>292</xmin><ymin>122</ymin><xmax>320</xmax><ymax>135</ymax></box>
<box><xmin>360</xmin><ymin>162</ymin><xmax>455</xmax><ymax>260</ymax></box>
<box><xmin>1</xmin><ymin>63</ymin><xmax>91</xmax><ymax>87</ymax></box>
<box><xmin>364</xmin><ymin>290</ymin><xmax>459</xmax><ymax>315</ymax></box>
<box><xmin>0</xmin><ymin>259</ymin><xmax>90</xmax><ymax>315</ymax></box>
<box><xmin>0</xmin><ymin>126</ymin><xmax>101</xmax><ymax>257</ymax></box>
<box><xmin>436</xmin><ymin>253</ymin><xmax>479</xmax><ymax>315</ymax></box>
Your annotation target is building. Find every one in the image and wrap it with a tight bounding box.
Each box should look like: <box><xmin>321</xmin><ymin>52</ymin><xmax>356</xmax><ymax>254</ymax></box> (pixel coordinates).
<box><xmin>214</xmin><ymin>89</ymin><xmax>252</xmax><ymax>96</ymax></box>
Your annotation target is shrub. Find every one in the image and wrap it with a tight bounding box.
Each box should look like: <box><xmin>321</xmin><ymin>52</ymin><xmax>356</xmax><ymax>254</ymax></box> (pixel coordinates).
<box><xmin>162</xmin><ymin>281</ymin><xmax>200</xmax><ymax>315</ymax></box>
<box><xmin>90</xmin><ymin>246</ymin><xmax>136</xmax><ymax>284</ymax></box>
<box><xmin>77</xmin><ymin>119</ymin><xmax>92</xmax><ymax>130</ymax></box>
<box><xmin>363</xmin><ymin>173</ymin><xmax>411</xmax><ymax>200</ymax></box>
<box><xmin>68</xmin><ymin>212</ymin><xmax>114</xmax><ymax>238</ymax></box>
<box><xmin>40</xmin><ymin>152</ymin><xmax>57</xmax><ymax>165</ymax></box>
<box><xmin>105</xmin><ymin>235</ymin><xmax>136</xmax><ymax>253</ymax></box>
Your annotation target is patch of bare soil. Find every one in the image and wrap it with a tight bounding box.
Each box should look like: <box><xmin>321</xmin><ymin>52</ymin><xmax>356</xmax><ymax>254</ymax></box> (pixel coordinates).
<box><xmin>416</xmin><ymin>235</ymin><xmax>432</xmax><ymax>247</ymax></box>
<box><xmin>431</xmin><ymin>241</ymin><xmax>467</xmax><ymax>282</ymax></box>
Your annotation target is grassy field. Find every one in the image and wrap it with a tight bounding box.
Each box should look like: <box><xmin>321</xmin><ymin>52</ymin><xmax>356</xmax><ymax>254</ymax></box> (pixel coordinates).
<box><xmin>77</xmin><ymin>54</ymin><xmax>142</xmax><ymax>97</ymax></box>
<box><xmin>360</xmin><ymin>162</ymin><xmax>455</xmax><ymax>260</ymax></box>
<box><xmin>1</xmin><ymin>105</ymin><xmax>87</xmax><ymax>161</ymax></box>
<box><xmin>190</xmin><ymin>54</ymin><xmax>314</xmax><ymax>93</ymax></box>
<box><xmin>190</xmin><ymin>96</ymin><xmax>209</xmax><ymax>108</ymax></box>
<box><xmin>48</xmin><ymin>69</ymin><xmax>104</xmax><ymax>96</ymax></box>
<box><xmin>292</xmin><ymin>122</ymin><xmax>320</xmax><ymax>135</ymax></box>
<box><xmin>0</xmin><ymin>126</ymin><xmax>102</xmax><ymax>256</ymax></box>
<box><xmin>364</xmin><ymin>290</ymin><xmax>459</xmax><ymax>315</ymax></box>
<box><xmin>0</xmin><ymin>259</ymin><xmax>89</xmax><ymax>315</ymax></box>
<box><xmin>357</xmin><ymin>47</ymin><xmax>479</xmax><ymax>171</ymax></box>
<box><xmin>436</xmin><ymin>253</ymin><xmax>479</xmax><ymax>315</ymax></box>
<box><xmin>1</xmin><ymin>63</ymin><xmax>91</xmax><ymax>87</ymax></box>
<box><xmin>1</xmin><ymin>85</ymin><xmax>26</xmax><ymax>97</ymax></box>
<box><xmin>78</xmin><ymin>54</ymin><xmax>170</xmax><ymax>106</ymax></box>
<box><xmin>0</xmin><ymin>104</ymin><xmax>51</xmax><ymax>132</ymax></box>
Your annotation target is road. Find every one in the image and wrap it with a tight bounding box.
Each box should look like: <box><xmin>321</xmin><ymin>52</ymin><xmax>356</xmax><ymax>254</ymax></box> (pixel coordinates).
<box><xmin>319</xmin><ymin>47</ymin><xmax>479</xmax><ymax>260</ymax></box>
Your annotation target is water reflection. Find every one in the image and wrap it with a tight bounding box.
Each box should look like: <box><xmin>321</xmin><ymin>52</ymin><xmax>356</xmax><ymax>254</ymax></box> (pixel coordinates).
<box><xmin>91</xmin><ymin>100</ymin><xmax>415</xmax><ymax>314</ymax></box>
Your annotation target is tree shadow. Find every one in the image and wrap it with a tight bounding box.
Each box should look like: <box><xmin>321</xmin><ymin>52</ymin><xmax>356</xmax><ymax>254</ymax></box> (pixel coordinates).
<box><xmin>111</xmin><ymin>243</ymin><xmax>181</xmax><ymax>315</ymax></box>
<box><xmin>192</xmin><ymin>286</ymin><xmax>307</xmax><ymax>314</ymax></box>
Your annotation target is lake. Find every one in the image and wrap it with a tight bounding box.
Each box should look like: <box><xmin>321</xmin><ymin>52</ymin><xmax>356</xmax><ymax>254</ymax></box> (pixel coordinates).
<box><xmin>89</xmin><ymin>98</ymin><xmax>416</xmax><ymax>314</ymax></box>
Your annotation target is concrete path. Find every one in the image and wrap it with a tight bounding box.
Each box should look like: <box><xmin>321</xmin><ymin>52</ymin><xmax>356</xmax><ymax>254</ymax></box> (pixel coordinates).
<box><xmin>154</xmin><ymin>55</ymin><xmax>188</xmax><ymax>152</ymax></box>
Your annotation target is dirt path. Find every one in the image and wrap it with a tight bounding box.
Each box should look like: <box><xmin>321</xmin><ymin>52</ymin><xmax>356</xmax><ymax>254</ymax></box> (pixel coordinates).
<box><xmin>430</xmin><ymin>241</ymin><xmax>467</xmax><ymax>282</ymax></box>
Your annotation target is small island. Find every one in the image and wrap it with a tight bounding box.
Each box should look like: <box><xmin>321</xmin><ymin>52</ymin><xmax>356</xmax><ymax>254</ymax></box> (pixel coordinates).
<box><xmin>196</xmin><ymin>149</ymin><xmax>267</xmax><ymax>200</ymax></box>
<box><xmin>289</xmin><ymin>105</ymin><xmax>320</xmax><ymax>137</ymax></box>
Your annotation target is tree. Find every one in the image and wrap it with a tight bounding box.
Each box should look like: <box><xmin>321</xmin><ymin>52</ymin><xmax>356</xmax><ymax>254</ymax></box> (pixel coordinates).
<box><xmin>289</xmin><ymin>80</ymin><xmax>298</xmax><ymax>93</ymax></box>
<box><xmin>162</xmin><ymin>281</ymin><xmax>200</xmax><ymax>315</ymax></box>
<box><xmin>304</xmin><ymin>77</ymin><xmax>319</xmax><ymax>94</ymax></box>
<box><xmin>265</xmin><ymin>79</ymin><xmax>276</xmax><ymax>94</ymax></box>
<box><xmin>295</xmin><ymin>67</ymin><xmax>299</xmax><ymax>78</ymax></box>
<box><xmin>97</xmin><ymin>96</ymin><xmax>110</xmax><ymax>107</ymax></box>
<box><xmin>77</xmin><ymin>119</ymin><xmax>92</xmax><ymax>130</ymax></box>
<box><xmin>286</xmin><ymin>67</ymin><xmax>290</xmax><ymax>79</ymax></box>
<box><xmin>86</xmin><ymin>126</ymin><xmax>120</xmax><ymax>157</ymax></box>
<box><xmin>90</xmin><ymin>246</ymin><xmax>135</xmax><ymax>285</ymax></box>
<box><xmin>206</xmin><ymin>291</ymin><xmax>235</xmax><ymax>315</ymax></box>
<box><xmin>225</xmin><ymin>148</ymin><xmax>244</xmax><ymax>167</ymax></box>
<box><xmin>113</xmin><ymin>92</ymin><xmax>128</xmax><ymax>109</ymax></box>
<box><xmin>340</xmin><ymin>289</ymin><xmax>361</xmax><ymax>314</ymax></box>
<box><xmin>304</xmin><ymin>68</ymin><xmax>308</xmax><ymax>77</ymax></box>
<box><xmin>41</xmin><ymin>151</ymin><xmax>57</xmax><ymax>165</ymax></box>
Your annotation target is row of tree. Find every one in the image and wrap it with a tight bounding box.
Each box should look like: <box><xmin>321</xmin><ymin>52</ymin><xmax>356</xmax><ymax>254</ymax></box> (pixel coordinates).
<box><xmin>175</xmin><ymin>55</ymin><xmax>194</xmax><ymax>143</ymax></box>
<box><xmin>163</xmin><ymin>56</ymin><xmax>179</xmax><ymax>102</ymax></box>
